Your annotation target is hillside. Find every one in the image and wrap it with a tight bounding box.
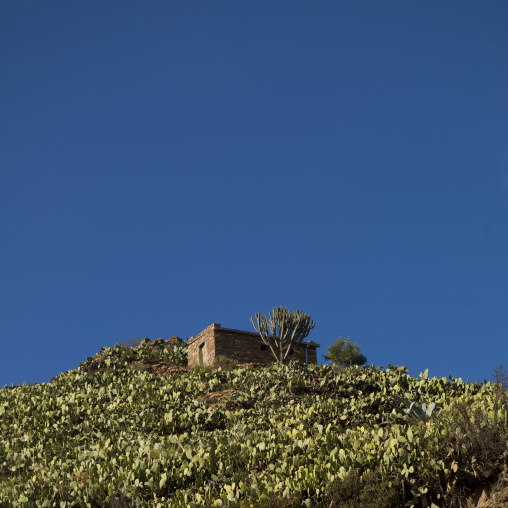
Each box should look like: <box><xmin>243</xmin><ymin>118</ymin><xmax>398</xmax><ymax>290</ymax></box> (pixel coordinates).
<box><xmin>0</xmin><ymin>340</ymin><xmax>507</xmax><ymax>508</ymax></box>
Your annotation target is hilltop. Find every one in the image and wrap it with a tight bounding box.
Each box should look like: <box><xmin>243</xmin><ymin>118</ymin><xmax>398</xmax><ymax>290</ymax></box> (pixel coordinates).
<box><xmin>0</xmin><ymin>340</ymin><xmax>507</xmax><ymax>507</ymax></box>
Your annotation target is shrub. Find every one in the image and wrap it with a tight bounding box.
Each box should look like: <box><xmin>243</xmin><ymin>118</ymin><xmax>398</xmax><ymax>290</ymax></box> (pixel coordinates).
<box><xmin>214</xmin><ymin>355</ymin><xmax>239</xmax><ymax>371</ymax></box>
<box><xmin>79</xmin><ymin>339</ymin><xmax>188</xmax><ymax>377</ymax></box>
<box><xmin>110</xmin><ymin>491</ymin><xmax>134</xmax><ymax>507</ymax></box>
<box><xmin>324</xmin><ymin>334</ymin><xmax>367</xmax><ymax>367</ymax></box>
<box><xmin>127</xmin><ymin>362</ymin><xmax>148</xmax><ymax>373</ymax></box>
<box><xmin>192</xmin><ymin>365</ymin><xmax>214</xmax><ymax>377</ymax></box>
<box><xmin>236</xmin><ymin>494</ymin><xmax>302</xmax><ymax>508</ymax></box>
<box><xmin>414</xmin><ymin>398</ymin><xmax>508</xmax><ymax>507</ymax></box>
<box><xmin>324</xmin><ymin>469</ymin><xmax>401</xmax><ymax>508</ymax></box>
<box><xmin>120</xmin><ymin>337</ymin><xmax>143</xmax><ymax>348</ymax></box>
<box><xmin>439</xmin><ymin>401</ymin><xmax>507</xmax><ymax>484</ymax></box>
<box><xmin>332</xmin><ymin>362</ymin><xmax>348</xmax><ymax>373</ymax></box>
<box><xmin>254</xmin><ymin>494</ymin><xmax>302</xmax><ymax>507</ymax></box>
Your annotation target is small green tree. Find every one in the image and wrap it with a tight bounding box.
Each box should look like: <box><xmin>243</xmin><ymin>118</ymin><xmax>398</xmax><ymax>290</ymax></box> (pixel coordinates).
<box><xmin>250</xmin><ymin>306</ymin><xmax>315</xmax><ymax>364</ymax></box>
<box><xmin>324</xmin><ymin>334</ymin><xmax>367</xmax><ymax>367</ymax></box>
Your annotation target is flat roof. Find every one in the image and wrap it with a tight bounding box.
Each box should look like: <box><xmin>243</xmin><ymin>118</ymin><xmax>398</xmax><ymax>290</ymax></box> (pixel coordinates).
<box><xmin>189</xmin><ymin>324</ymin><xmax>320</xmax><ymax>347</ymax></box>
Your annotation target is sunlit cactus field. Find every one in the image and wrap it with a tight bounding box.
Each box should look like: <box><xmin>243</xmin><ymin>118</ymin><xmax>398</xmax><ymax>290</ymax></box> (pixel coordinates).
<box><xmin>0</xmin><ymin>342</ymin><xmax>507</xmax><ymax>507</ymax></box>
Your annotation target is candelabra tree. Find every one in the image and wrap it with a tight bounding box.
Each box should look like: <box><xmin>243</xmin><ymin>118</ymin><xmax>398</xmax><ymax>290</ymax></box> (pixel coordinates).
<box><xmin>250</xmin><ymin>306</ymin><xmax>315</xmax><ymax>364</ymax></box>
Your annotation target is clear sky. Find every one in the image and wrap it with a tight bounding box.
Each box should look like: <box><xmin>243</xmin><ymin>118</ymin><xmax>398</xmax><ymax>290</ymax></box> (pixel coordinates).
<box><xmin>1</xmin><ymin>1</ymin><xmax>507</xmax><ymax>388</ymax></box>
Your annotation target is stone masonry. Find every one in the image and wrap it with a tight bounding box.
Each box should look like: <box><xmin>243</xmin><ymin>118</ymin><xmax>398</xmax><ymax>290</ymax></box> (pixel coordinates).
<box><xmin>187</xmin><ymin>323</ymin><xmax>319</xmax><ymax>368</ymax></box>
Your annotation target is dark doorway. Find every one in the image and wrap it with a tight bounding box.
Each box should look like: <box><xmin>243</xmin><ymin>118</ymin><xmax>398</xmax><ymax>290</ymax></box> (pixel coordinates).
<box><xmin>198</xmin><ymin>343</ymin><xmax>205</xmax><ymax>368</ymax></box>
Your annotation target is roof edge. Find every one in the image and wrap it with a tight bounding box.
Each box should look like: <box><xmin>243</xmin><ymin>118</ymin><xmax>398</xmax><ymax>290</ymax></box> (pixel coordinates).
<box><xmin>188</xmin><ymin>324</ymin><xmax>320</xmax><ymax>347</ymax></box>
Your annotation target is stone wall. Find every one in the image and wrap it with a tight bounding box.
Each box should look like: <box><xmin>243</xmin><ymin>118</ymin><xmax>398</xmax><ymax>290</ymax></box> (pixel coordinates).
<box><xmin>306</xmin><ymin>343</ymin><xmax>318</xmax><ymax>364</ymax></box>
<box><xmin>187</xmin><ymin>324</ymin><xmax>217</xmax><ymax>368</ymax></box>
<box><xmin>187</xmin><ymin>323</ymin><xmax>319</xmax><ymax>368</ymax></box>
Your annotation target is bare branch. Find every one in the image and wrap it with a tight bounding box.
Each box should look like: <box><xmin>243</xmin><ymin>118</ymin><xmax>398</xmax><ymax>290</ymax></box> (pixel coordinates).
<box><xmin>492</xmin><ymin>363</ymin><xmax>508</xmax><ymax>390</ymax></box>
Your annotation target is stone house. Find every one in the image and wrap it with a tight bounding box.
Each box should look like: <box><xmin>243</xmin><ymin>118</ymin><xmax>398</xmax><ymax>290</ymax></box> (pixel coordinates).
<box><xmin>187</xmin><ymin>323</ymin><xmax>319</xmax><ymax>368</ymax></box>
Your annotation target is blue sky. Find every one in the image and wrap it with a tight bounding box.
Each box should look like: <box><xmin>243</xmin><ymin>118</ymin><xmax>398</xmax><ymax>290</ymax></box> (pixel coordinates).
<box><xmin>1</xmin><ymin>2</ymin><xmax>507</xmax><ymax>388</ymax></box>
